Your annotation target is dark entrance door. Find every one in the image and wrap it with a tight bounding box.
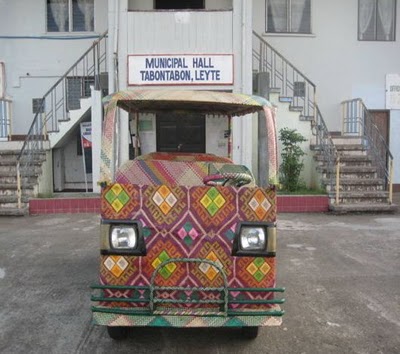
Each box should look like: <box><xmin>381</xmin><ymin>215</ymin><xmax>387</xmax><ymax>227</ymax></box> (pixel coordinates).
<box><xmin>369</xmin><ymin>110</ymin><xmax>390</xmax><ymax>145</ymax></box>
<box><xmin>368</xmin><ymin>109</ymin><xmax>390</xmax><ymax>167</ymax></box>
<box><xmin>156</xmin><ymin>113</ymin><xmax>206</xmax><ymax>153</ymax></box>
<box><xmin>155</xmin><ymin>0</ymin><xmax>205</xmax><ymax>10</ymax></box>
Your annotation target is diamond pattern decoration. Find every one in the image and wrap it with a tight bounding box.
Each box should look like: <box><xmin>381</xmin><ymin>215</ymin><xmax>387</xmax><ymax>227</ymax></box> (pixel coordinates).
<box><xmin>248</xmin><ymin>190</ymin><xmax>271</xmax><ymax>219</ymax></box>
<box><xmin>246</xmin><ymin>257</ymin><xmax>271</xmax><ymax>282</ymax></box>
<box><xmin>177</xmin><ymin>222</ymin><xmax>199</xmax><ymax>246</ymax></box>
<box><xmin>200</xmin><ymin>187</ymin><xmax>226</xmax><ymax>217</ymax></box>
<box><xmin>199</xmin><ymin>251</ymin><xmax>223</xmax><ymax>281</ymax></box>
<box><xmin>104</xmin><ymin>183</ymin><xmax>131</xmax><ymax>213</ymax></box>
<box><xmin>152</xmin><ymin>186</ymin><xmax>178</xmax><ymax>215</ymax></box>
<box><xmin>104</xmin><ymin>256</ymin><xmax>129</xmax><ymax>278</ymax></box>
<box><xmin>151</xmin><ymin>250</ymin><xmax>177</xmax><ymax>280</ymax></box>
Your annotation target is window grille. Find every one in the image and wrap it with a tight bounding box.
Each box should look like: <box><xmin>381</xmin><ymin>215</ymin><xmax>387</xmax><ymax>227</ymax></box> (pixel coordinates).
<box><xmin>266</xmin><ymin>0</ymin><xmax>311</xmax><ymax>34</ymax></box>
<box><xmin>358</xmin><ymin>0</ymin><xmax>396</xmax><ymax>41</ymax></box>
<box><xmin>47</xmin><ymin>0</ymin><xmax>94</xmax><ymax>32</ymax></box>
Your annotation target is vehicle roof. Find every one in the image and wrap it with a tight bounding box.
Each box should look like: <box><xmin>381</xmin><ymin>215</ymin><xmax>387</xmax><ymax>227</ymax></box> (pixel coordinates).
<box><xmin>103</xmin><ymin>89</ymin><xmax>272</xmax><ymax>116</ymax></box>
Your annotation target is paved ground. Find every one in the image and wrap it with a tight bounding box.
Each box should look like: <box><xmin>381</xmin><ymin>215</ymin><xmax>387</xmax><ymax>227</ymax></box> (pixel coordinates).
<box><xmin>0</xmin><ymin>211</ymin><xmax>399</xmax><ymax>354</ymax></box>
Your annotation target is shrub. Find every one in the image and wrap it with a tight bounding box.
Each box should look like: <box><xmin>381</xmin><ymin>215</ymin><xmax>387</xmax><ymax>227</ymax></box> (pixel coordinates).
<box><xmin>279</xmin><ymin>128</ymin><xmax>307</xmax><ymax>192</ymax></box>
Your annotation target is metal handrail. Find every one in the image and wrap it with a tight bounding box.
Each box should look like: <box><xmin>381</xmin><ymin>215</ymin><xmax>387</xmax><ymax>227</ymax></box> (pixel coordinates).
<box><xmin>341</xmin><ymin>98</ymin><xmax>394</xmax><ymax>200</ymax></box>
<box><xmin>252</xmin><ymin>32</ymin><xmax>337</xmax><ymax>196</ymax></box>
<box><xmin>252</xmin><ymin>31</ymin><xmax>316</xmax><ymax>119</ymax></box>
<box><xmin>16</xmin><ymin>31</ymin><xmax>108</xmax><ymax>208</ymax></box>
<box><xmin>314</xmin><ymin>105</ymin><xmax>338</xmax><ymax>198</ymax></box>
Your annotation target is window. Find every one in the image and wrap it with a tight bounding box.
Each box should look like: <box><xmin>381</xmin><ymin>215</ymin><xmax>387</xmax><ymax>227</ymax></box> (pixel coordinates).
<box><xmin>358</xmin><ymin>0</ymin><xmax>396</xmax><ymax>41</ymax></box>
<box><xmin>47</xmin><ymin>0</ymin><xmax>94</xmax><ymax>32</ymax></box>
<box><xmin>266</xmin><ymin>0</ymin><xmax>311</xmax><ymax>34</ymax></box>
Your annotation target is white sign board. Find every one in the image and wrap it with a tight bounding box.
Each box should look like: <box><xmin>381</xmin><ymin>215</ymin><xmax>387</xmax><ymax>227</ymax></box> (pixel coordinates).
<box><xmin>386</xmin><ymin>74</ymin><xmax>400</xmax><ymax>109</ymax></box>
<box><xmin>128</xmin><ymin>54</ymin><xmax>233</xmax><ymax>86</ymax></box>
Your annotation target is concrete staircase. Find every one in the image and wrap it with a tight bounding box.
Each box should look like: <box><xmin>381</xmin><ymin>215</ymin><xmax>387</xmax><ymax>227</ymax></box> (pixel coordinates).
<box><xmin>315</xmin><ymin>136</ymin><xmax>397</xmax><ymax>213</ymax></box>
<box><xmin>0</xmin><ymin>148</ymin><xmax>46</xmax><ymax>216</ymax></box>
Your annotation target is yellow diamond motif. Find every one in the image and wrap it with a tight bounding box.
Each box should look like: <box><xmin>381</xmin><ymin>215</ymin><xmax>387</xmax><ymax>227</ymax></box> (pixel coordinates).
<box><xmin>111</xmin><ymin>198</ymin><xmax>124</xmax><ymax>212</ymax></box>
<box><xmin>205</xmin><ymin>265</ymin><xmax>219</xmax><ymax>280</ymax></box>
<box><xmin>200</xmin><ymin>194</ymin><xmax>212</xmax><ymax>208</ymax></box>
<box><xmin>158</xmin><ymin>185</ymin><xmax>171</xmax><ymax>199</ymax></box>
<box><xmin>111</xmin><ymin>264</ymin><xmax>124</xmax><ymax>277</ymax></box>
<box><xmin>213</xmin><ymin>194</ymin><xmax>226</xmax><ymax>209</ymax></box>
<box><xmin>152</xmin><ymin>258</ymin><xmax>162</xmax><ymax>269</ymax></box>
<box><xmin>165</xmin><ymin>262</ymin><xmax>177</xmax><ymax>273</ymax></box>
<box><xmin>111</xmin><ymin>183</ymin><xmax>123</xmax><ymax>195</ymax></box>
<box><xmin>206</xmin><ymin>251</ymin><xmax>218</xmax><ymax>262</ymax></box>
<box><xmin>260</xmin><ymin>262</ymin><xmax>271</xmax><ymax>275</ymax></box>
<box><xmin>160</xmin><ymin>201</ymin><xmax>172</xmax><ymax>215</ymax></box>
<box><xmin>246</xmin><ymin>262</ymin><xmax>258</xmax><ymax>275</ymax></box>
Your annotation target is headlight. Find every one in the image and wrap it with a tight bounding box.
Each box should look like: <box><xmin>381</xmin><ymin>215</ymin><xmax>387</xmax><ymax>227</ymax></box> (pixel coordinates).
<box><xmin>110</xmin><ymin>226</ymin><xmax>137</xmax><ymax>249</ymax></box>
<box><xmin>240</xmin><ymin>227</ymin><xmax>266</xmax><ymax>250</ymax></box>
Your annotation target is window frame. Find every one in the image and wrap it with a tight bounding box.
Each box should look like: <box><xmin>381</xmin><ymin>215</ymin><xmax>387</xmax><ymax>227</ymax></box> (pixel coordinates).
<box><xmin>265</xmin><ymin>0</ymin><xmax>313</xmax><ymax>35</ymax></box>
<box><xmin>358</xmin><ymin>0</ymin><xmax>396</xmax><ymax>42</ymax></box>
<box><xmin>46</xmin><ymin>0</ymin><xmax>95</xmax><ymax>33</ymax></box>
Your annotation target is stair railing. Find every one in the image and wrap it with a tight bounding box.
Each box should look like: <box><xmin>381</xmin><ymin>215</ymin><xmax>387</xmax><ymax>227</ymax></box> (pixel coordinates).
<box><xmin>16</xmin><ymin>31</ymin><xmax>108</xmax><ymax>209</ymax></box>
<box><xmin>252</xmin><ymin>31</ymin><xmax>316</xmax><ymax>120</ymax></box>
<box><xmin>0</xmin><ymin>98</ymin><xmax>12</xmax><ymax>140</ymax></box>
<box><xmin>341</xmin><ymin>98</ymin><xmax>394</xmax><ymax>202</ymax></box>
<box><xmin>313</xmin><ymin>105</ymin><xmax>339</xmax><ymax>200</ymax></box>
<box><xmin>252</xmin><ymin>32</ymin><xmax>338</xmax><ymax>197</ymax></box>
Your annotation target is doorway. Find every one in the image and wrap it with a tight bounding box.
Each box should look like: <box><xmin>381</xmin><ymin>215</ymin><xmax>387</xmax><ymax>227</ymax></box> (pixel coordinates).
<box><xmin>154</xmin><ymin>0</ymin><xmax>205</xmax><ymax>10</ymax></box>
<box><xmin>156</xmin><ymin>113</ymin><xmax>205</xmax><ymax>153</ymax></box>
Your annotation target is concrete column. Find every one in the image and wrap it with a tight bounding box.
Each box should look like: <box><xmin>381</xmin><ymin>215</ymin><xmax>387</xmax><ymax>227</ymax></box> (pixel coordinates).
<box><xmin>232</xmin><ymin>0</ymin><xmax>254</xmax><ymax>171</ymax></box>
<box><xmin>91</xmin><ymin>87</ymin><xmax>102</xmax><ymax>193</ymax></box>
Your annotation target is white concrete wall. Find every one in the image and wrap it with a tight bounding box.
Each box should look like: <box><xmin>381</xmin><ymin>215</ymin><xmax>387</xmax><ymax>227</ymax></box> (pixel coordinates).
<box><xmin>252</xmin><ymin>0</ymin><xmax>400</xmax><ymax>183</ymax></box>
<box><xmin>0</xmin><ymin>0</ymin><xmax>108</xmax><ymax>134</ymax></box>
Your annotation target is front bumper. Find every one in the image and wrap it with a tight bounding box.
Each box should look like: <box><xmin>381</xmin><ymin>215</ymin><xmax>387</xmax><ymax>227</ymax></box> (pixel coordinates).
<box><xmin>91</xmin><ymin>258</ymin><xmax>285</xmax><ymax>328</ymax></box>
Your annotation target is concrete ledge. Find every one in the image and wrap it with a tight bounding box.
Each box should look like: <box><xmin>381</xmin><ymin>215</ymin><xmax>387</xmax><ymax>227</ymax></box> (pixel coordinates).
<box><xmin>29</xmin><ymin>195</ymin><xmax>330</xmax><ymax>215</ymax></box>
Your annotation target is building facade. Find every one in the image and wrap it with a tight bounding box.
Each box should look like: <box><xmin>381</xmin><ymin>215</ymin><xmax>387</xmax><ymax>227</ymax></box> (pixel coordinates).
<box><xmin>1</xmin><ymin>0</ymin><xmax>399</xmax><ymax>195</ymax></box>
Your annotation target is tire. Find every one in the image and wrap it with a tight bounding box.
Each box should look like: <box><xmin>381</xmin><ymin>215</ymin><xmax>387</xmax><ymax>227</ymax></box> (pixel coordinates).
<box><xmin>241</xmin><ymin>326</ymin><xmax>259</xmax><ymax>339</ymax></box>
<box><xmin>107</xmin><ymin>326</ymin><xmax>129</xmax><ymax>340</ymax></box>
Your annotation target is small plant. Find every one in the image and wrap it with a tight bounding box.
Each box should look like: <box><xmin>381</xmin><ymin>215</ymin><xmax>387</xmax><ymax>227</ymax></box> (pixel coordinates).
<box><xmin>279</xmin><ymin>128</ymin><xmax>307</xmax><ymax>192</ymax></box>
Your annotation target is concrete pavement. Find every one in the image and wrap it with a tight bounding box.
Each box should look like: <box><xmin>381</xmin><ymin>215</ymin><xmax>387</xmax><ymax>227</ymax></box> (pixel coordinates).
<box><xmin>0</xmin><ymin>212</ymin><xmax>399</xmax><ymax>353</ymax></box>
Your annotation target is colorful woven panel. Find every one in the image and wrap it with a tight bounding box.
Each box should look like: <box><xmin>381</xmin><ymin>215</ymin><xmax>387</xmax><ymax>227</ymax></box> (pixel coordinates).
<box><xmin>137</xmin><ymin>152</ymin><xmax>232</xmax><ymax>163</ymax></box>
<box><xmin>115</xmin><ymin>160</ymin><xmax>209</xmax><ymax>187</ymax></box>
<box><xmin>92</xmin><ymin>307</ymin><xmax>283</xmax><ymax>327</ymax></box>
<box><xmin>100</xmin><ymin>183</ymin><xmax>277</xmax><ymax>310</ymax></box>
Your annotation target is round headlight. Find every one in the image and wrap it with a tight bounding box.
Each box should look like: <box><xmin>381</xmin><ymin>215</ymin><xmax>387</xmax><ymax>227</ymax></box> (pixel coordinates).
<box><xmin>240</xmin><ymin>227</ymin><xmax>266</xmax><ymax>250</ymax></box>
<box><xmin>110</xmin><ymin>226</ymin><xmax>137</xmax><ymax>249</ymax></box>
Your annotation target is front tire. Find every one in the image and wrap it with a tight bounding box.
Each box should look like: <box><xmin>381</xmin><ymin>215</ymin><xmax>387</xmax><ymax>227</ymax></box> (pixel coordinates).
<box><xmin>107</xmin><ymin>326</ymin><xmax>128</xmax><ymax>340</ymax></box>
<box><xmin>241</xmin><ymin>326</ymin><xmax>259</xmax><ymax>339</ymax></box>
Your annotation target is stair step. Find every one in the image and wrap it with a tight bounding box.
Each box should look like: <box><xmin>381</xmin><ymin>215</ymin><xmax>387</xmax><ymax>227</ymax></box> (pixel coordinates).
<box><xmin>336</xmin><ymin>144</ymin><xmax>366</xmax><ymax>151</ymax></box>
<box><xmin>0</xmin><ymin>207</ymin><xmax>28</xmax><ymax>216</ymax></box>
<box><xmin>0</xmin><ymin>195</ymin><xmax>29</xmax><ymax>203</ymax></box>
<box><xmin>279</xmin><ymin>96</ymin><xmax>293</xmax><ymax>103</ymax></box>
<box><xmin>329</xmin><ymin>191</ymin><xmax>389</xmax><ymax>198</ymax></box>
<box><xmin>320</xmin><ymin>166</ymin><xmax>377</xmax><ymax>173</ymax></box>
<box><xmin>269</xmin><ymin>87</ymin><xmax>281</xmax><ymax>94</ymax></box>
<box><xmin>289</xmin><ymin>106</ymin><xmax>303</xmax><ymax>112</ymax></box>
<box><xmin>324</xmin><ymin>178</ymin><xmax>384</xmax><ymax>185</ymax></box>
<box><xmin>329</xmin><ymin>203</ymin><xmax>397</xmax><ymax>213</ymax></box>
<box><xmin>300</xmin><ymin>115</ymin><xmax>314</xmax><ymax>121</ymax></box>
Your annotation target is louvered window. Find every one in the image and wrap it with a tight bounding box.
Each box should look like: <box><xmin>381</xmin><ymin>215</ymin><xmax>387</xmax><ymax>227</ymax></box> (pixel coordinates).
<box><xmin>47</xmin><ymin>0</ymin><xmax>94</xmax><ymax>32</ymax></box>
<box><xmin>358</xmin><ymin>0</ymin><xmax>396</xmax><ymax>41</ymax></box>
<box><xmin>266</xmin><ymin>0</ymin><xmax>311</xmax><ymax>34</ymax></box>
